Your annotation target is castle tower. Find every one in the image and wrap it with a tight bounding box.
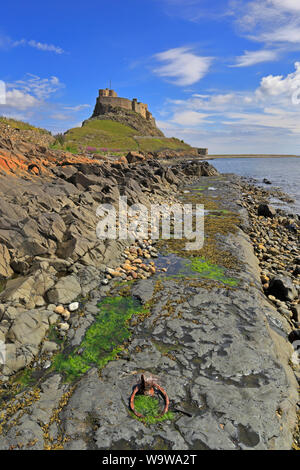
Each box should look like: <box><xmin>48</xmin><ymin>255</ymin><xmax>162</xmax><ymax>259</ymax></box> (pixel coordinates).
<box><xmin>99</xmin><ymin>88</ymin><xmax>118</xmax><ymax>97</ymax></box>
<box><xmin>132</xmin><ymin>98</ymin><xmax>138</xmax><ymax>112</ymax></box>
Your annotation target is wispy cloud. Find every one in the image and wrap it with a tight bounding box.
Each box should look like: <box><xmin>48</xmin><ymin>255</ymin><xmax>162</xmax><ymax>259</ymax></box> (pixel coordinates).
<box><xmin>159</xmin><ymin>0</ymin><xmax>232</xmax><ymax>22</ymax></box>
<box><xmin>14</xmin><ymin>39</ymin><xmax>65</xmax><ymax>54</ymax></box>
<box><xmin>0</xmin><ymin>35</ymin><xmax>65</xmax><ymax>54</ymax></box>
<box><xmin>171</xmin><ymin>110</ymin><xmax>210</xmax><ymax>126</ymax></box>
<box><xmin>63</xmin><ymin>104</ymin><xmax>91</xmax><ymax>112</ymax></box>
<box><xmin>234</xmin><ymin>0</ymin><xmax>300</xmax><ymax>46</ymax></box>
<box><xmin>230</xmin><ymin>49</ymin><xmax>279</xmax><ymax>67</ymax></box>
<box><xmin>153</xmin><ymin>47</ymin><xmax>212</xmax><ymax>86</ymax></box>
<box><xmin>8</xmin><ymin>74</ymin><xmax>64</xmax><ymax>100</ymax></box>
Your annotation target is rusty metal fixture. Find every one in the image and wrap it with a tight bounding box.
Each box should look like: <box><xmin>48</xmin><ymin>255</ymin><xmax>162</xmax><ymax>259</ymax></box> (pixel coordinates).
<box><xmin>130</xmin><ymin>373</ymin><xmax>170</xmax><ymax>419</ymax></box>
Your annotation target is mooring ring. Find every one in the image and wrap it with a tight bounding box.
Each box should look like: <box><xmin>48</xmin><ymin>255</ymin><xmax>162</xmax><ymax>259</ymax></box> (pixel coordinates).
<box><xmin>130</xmin><ymin>383</ymin><xmax>170</xmax><ymax>419</ymax></box>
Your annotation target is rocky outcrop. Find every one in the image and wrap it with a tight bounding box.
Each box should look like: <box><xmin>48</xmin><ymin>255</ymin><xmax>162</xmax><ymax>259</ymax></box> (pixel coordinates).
<box><xmin>0</xmin><ymin>244</ymin><xmax>13</xmax><ymax>278</ymax></box>
<box><xmin>0</xmin><ymin>174</ymin><xmax>298</xmax><ymax>450</ymax></box>
<box><xmin>86</xmin><ymin>106</ymin><xmax>165</xmax><ymax>137</ymax></box>
<box><xmin>0</xmin><ymin>270</ymin><xmax>55</xmax><ymax>308</ymax></box>
<box><xmin>0</xmin><ymin>156</ymin><xmax>218</xmax><ymax>377</ymax></box>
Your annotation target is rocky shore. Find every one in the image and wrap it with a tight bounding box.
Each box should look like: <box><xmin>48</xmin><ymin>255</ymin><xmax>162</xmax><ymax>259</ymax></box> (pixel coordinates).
<box><xmin>0</xmin><ymin>155</ymin><xmax>299</xmax><ymax>450</ymax></box>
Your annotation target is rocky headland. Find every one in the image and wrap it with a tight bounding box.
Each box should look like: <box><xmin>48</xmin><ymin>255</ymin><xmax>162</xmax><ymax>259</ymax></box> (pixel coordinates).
<box><xmin>0</xmin><ymin>121</ymin><xmax>299</xmax><ymax>450</ymax></box>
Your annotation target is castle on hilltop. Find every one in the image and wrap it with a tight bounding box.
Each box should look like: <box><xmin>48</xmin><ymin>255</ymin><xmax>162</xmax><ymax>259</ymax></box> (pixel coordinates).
<box><xmin>92</xmin><ymin>88</ymin><xmax>155</xmax><ymax>123</ymax></box>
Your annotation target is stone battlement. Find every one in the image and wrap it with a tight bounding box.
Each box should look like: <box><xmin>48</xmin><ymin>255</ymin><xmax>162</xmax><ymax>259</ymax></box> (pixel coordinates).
<box><xmin>93</xmin><ymin>88</ymin><xmax>155</xmax><ymax>122</ymax></box>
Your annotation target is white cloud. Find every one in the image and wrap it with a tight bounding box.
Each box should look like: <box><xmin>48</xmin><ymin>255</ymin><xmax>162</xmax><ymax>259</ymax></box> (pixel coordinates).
<box><xmin>224</xmin><ymin>110</ymin><xmax>300</xmax><ymax>134</ymax></box>
<box><xmin>171</xmin><ymin>110</ymin><xmax>209</xmax><ymax>126</ymax></box>
<box><xmin>27</xmin><ymin>40</ymin><xmax>64</xmax><ymax>54</ymax></box>
<box><xmin>0</xmin><ymin>74</ymin><xmax>67</xmax><ymax>131</ymax></box>
<box><xmin>4</xmin><ymin>89</ymin><xmax>39</xmax><ymax>110</ymax></box>
<box><xmin>235</xmin><ymin>0</ymin><xmax>300</xmax><ymax>46</ymax></box>
<box><xmin>231</xmin><ymin>49</ymin><xmax>279</xmax><ymax>67</ymax></box>
<box><xmin>256</xmin><ymin>25</ymin><xmax>300</xmax><ymax>44</ymax></box>
<box><xmin>0</xmin><ymin>75</ymin><xmax>64</xmax><ymax>113</ymax></box>
<box><xmin>256</xmin><ymin>62</ymin><xmax>300</xmax><ymax>101</ymax></box>
<box><xmin>157</xmin><ymin>62</ymin><xmax>300</xmax><ymax>153</ymax></box>
<box><xmin>0</xmin><ymin>73</ymin><xmax>93</xmax><ymax>135</ymax></box>
<box><xmin>269</xmin><ymin>0</ymin><xmax>300</xmax><ymax>13</ymax></box>
<box><xmin>153</xmin><ymin>47</ymin><xmax>212</xmax><ymax>86</ymax></box>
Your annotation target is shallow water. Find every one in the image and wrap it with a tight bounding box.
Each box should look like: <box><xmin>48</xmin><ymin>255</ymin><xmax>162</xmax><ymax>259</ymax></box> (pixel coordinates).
<box><xmin>210</xmin><ymin>157</ymin><xmax>300</xmax><ymax>214</ymax></box>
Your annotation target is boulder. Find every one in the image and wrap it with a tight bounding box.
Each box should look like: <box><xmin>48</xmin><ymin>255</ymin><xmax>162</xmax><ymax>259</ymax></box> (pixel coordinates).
<box><xmin>0</xmin><ymin>244</ymin><xmax>13</xmax><ymax>278</ymax></box>
<box><xmin>69</xmin><ymin>171</ymin><xmax>102</xmax><ymax>190</ymax></box>
<box><xmin>132</xmin><ymin>279</ymin><xmax>155</xmax><ymax>304</ymax></box>
<box><xmin>0</xmin><ymin>271</ymin><xmax>55</xmax><ymax>307</ymax></box>
<box><xmin>125</xmin><ymin>152</ymin><xmax>145</xmax><ymax>164</ymax></box>
<box><xmin>41</xmin><ymin>341</ymin><xmax>59</xmax><ymax>354</ymax></box>
<box><xmin>291</xmin><ymin>304</ymin><xmax>300</xmax><ymax>323</ymax></box>
<box><xmin>7</xmin><ymin>309</ymin><xmax>50</xmax><ymax>351</ymax></box>
<box><xmin>46</xmin><ymin>275</ymin><xmax>82</xmax><ymax>304</ymax></box>
<box><xmin>267</xmin><ymin>276</ymin><xmax>298</xmax><ymax>302</ymax></box>
<box><xmin>257</xmin><ymin>204</ymin><xmax>276</xmax><ymax>218</ymax></box>
<box><xmin>2</xmin><ymin>344</ymin><xmax>29</xmax><ymax>375</ymax></box>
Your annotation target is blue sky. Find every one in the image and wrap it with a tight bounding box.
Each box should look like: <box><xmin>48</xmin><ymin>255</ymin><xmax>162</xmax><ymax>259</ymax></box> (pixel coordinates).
<box><xmin>1</xmin><ymin>0</ymin><xmax>300</xmax><ymax>153</ymax></box>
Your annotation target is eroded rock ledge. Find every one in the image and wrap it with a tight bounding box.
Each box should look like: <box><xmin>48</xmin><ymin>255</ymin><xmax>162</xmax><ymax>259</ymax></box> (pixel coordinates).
<box><xmin>0</xmin><ymin>160</ymin><xmax>298</xmax><ymax>450</ymax></box>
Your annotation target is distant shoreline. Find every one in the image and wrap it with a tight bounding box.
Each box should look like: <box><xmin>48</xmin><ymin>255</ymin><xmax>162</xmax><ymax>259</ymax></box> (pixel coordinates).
<box><xmin>206</xmin><ymin>154</ymin><xmax>300</xmax><ymax>159</ymax></box>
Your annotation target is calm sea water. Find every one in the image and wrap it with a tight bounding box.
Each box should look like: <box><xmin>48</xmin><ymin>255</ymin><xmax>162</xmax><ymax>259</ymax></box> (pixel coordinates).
<box><xmin>210</xmin><ymin>157</ymin><xmax>300</xmax><ymax>214</ymax></box>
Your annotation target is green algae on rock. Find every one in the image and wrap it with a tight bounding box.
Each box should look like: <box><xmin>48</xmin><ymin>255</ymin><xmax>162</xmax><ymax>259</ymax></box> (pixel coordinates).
<box><xmin>187</xmin><ymin>257</ymin><xmax>239</xmax><ymax>286</ymax></box>
<box><xmin>53</xmin><ymin>296</ymin><xmax>147</xmax><ymax>382</ymax></box>
<box><xmin>130</xmin><ymin>395</ymin><xmax>174</xmax><ymax>425</ymax></box>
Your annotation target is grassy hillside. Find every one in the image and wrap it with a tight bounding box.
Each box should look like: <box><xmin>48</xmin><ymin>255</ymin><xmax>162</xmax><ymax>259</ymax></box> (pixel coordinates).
<box><xmin>0</xmin><ymin>116</ymin><xmax>50</xmax><ymax>134</ymax></box>
<box><xmin>59</xmin><ymin>119</ymin><xmax>193</xmax><ymax>154</ymax></box>
<box><xmin>0</xmin><ymin>115</ymin><xmax>193</xmax><ymax>154</ymax></box>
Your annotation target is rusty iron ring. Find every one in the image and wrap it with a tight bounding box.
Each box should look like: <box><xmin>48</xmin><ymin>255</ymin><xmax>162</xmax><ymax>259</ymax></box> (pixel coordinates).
<box><xmin>130</xmin><ymin>383</ymin><xmax>170</xmax><ymax>419</ymax></box>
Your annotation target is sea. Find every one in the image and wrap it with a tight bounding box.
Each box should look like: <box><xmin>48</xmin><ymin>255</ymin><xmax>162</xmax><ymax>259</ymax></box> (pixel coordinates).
<box><xmin>210</xmin><ymin>157</ymin><xmax>300</xmax><ymax>215</ymax></box>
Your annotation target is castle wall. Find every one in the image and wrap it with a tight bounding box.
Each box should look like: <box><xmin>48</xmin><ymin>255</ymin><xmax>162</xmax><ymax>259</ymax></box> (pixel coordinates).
<box><xmin>95</xmin><ymin>89</ymin><xmax>154</xmax><ymax>122</ymax></box>
<box><xmin>98</xmin><ymin>96</ymin><xmax>133</xmax><ymax>111</ymax></box>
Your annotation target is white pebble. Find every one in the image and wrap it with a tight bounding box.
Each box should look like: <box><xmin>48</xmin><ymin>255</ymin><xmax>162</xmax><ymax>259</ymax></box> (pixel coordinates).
<box><xmin>58</xmin><ymin>322</ymin><xmax>70</xmax><ymax>331</ymax></box>
<box><xmin>69</xmin><ymin>302</ymin><xmax>79</xmax><ymax>312</ymax></box>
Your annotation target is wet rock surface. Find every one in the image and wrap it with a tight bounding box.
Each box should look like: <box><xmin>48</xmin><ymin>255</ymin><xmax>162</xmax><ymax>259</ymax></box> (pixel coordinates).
<box><xmin>0</xmin><ymin>168</ymin><xmax>298</xmax><ymax>450</ymax></box>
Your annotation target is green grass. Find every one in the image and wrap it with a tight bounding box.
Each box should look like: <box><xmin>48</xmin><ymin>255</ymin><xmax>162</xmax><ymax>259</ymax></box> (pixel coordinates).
<box><xmin>64</xmin><ymin>120</ymin><xmax>139</xmax><ymax>151</ymax></box>
<box><xmin>63</xmin><ymin>119</ymin><xmax>192</xmax><ymax>153</ymax></box>
<box><xmin>131</xmin><ymin>395</ymin><xmax>174</xmax><ymax>424</ymax></box>
<box><xmin>137</xmin><ymin>136</ymin><xmax>192</xmax><ymax>153</ymax></box>
<box><xmin>50</xmin><ymin>142</ymin><xmax>79</xmax><ymax>154</ymax></box>
<box><xmin>53</xmin><ymin>296</ymin><xmax>148</xmax><ymax>382</ymax></box>
<box><xmin>0</xmin><ymin>116</ymin><xmax>50</xmax><ymax>134</ymax></box>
